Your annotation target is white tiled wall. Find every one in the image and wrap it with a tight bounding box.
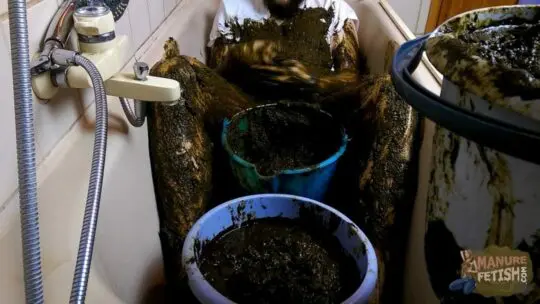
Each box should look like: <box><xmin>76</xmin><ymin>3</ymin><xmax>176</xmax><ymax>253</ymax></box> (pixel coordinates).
<box><xmin>386</xmin><ymin>0</ymin><xmax>431</xmax><ymax>35</ymax></box>
<box><xmin>0</xmin><ymin>0</ymin><xmax>181</xmax><ymax>213</ymax></box>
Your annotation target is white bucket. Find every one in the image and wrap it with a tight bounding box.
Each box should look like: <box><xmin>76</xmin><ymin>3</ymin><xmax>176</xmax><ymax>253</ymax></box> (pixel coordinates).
<box><xmin>392</xmin><ymin>5</ymin><xmax>540</xmax><ymax>303</ymax></box>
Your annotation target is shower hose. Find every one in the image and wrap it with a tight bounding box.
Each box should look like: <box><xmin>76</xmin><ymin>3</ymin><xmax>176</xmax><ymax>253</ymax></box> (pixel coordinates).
<box><xmin>8</xmin><ymin>0</ymin><xmax>43</xmax><ymax>302</ymax></box>
<box><xmin>9</xmin><ymin>0</ymin><xmax>109</xmax><ymax>303</ymax></box>
<box><xmin>69</xmin><ymin>55</ymin><xmax>108</xmax><ymax>304</ymax></box>
<box><xmin>120</xmin><ymin>97</ymin><xmax>146</xmax><ymax>127</ymax></box>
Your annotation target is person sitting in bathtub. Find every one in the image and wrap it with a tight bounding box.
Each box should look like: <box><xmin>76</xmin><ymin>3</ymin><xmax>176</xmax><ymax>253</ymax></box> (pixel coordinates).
<box><xmin>206</xmin><ymin>0</ymin><xmax>364</xmax><ymax>99</ymax></box>
<box><xmin>147</xmin><ymin>0</ymin><xmax>419</xmax><ymax>301</ymax></box>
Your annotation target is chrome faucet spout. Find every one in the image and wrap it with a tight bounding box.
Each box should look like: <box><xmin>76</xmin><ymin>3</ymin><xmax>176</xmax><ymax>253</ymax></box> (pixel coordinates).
<box><xmin>31</xmin><ymin>0</ymin><xmax>76</xmax><ymax>75</ymax></box>
<box><xmin>45</xmin><ymin>0</ymin><xmax>76</xmax><ymax>48</ymax></box>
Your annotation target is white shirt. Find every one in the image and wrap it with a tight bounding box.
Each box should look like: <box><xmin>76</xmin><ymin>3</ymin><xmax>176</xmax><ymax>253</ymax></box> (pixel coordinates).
<box><xmin>207</xmin><ymin>0</ymin><xmax>358</xmax><ymax>47</ymax></box>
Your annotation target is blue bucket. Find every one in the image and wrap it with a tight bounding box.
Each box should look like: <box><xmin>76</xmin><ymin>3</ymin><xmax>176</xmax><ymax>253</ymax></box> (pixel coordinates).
<box><xmin>182</xmin><ymin>194</ymin><xmax>378</xmax><ymax>304</ymax></box>
<box><xmin>222</xmin><ymin>102</ymin><xmax>348</xmax><ymax>201</ymax></box>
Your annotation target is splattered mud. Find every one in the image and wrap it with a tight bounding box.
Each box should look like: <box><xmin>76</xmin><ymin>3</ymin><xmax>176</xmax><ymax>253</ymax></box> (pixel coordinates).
<box><xmin>424</xmin><ymin>95</ymin><xmax>540</xmax><ymax>303</ymax></box>
<box><xmin>222</xmin><ymin>8</ymin><xmax>335</xmax><ymax>100</ymax></box>
<box><xmin>426</xmin><ymin>9</ymin><xmax>540</xmax><ymax>102</ymax></box>
<box><xmin>227</xmin><ymin>103</ymin><xmax>343</xmax><ymax>176</ymax></box>
<box><xmin>227</xmin><ymin>8</ymin><xmax>334</xmax><ymax>74</ymax></box>
<box><xmin>198</xmin><ymin>217</ymin><xmax>361</xmax><ymax>304</ymax></box>
<box><xmin>460</xmin><ymin>23</ymin><xmax>540</xmax><ymax>78</ymax></box>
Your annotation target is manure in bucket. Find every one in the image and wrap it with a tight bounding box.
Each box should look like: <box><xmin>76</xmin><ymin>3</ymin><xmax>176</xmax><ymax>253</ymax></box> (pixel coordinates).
<box><xmin>458</xmin><ymin>21</ymin><xmax>540</xmax><ymax>79</ymax></box>
<box><xmin>198</xmin><ymin>217</ymin><xmax>361</xmax><ymax>304</ymax></box>
<box><xmin>426</xmin><ymin>10</ymin><xmax>540</xmax><ymax>101</ymax></box>
<box><xmin>226</xmin><ymin>104</ymin><xmax>343</xmax><ymax>176</ymax></box>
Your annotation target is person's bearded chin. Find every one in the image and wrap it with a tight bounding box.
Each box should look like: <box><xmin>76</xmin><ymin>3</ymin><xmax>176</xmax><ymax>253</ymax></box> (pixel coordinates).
<box><xmin>264</xmin><ymin>0</ymin><xmax>304</xmax><ymax>19</ymax></box>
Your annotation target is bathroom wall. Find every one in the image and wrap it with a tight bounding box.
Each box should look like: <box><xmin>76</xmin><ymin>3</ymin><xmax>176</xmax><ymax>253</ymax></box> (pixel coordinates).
<box><xmin>385</xmin><ymin>0</ymin><xmax>431</xmax><ymax>35</ymax></box>
<box><xmin>0</xmin><ymin>0</ymin><xmax>181</xmax><ymax>227</ymax></box>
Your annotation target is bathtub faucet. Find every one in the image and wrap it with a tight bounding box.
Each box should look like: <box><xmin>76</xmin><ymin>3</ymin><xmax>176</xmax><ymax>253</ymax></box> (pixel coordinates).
<box><xmin>30</xmin><ymin>0</ymin><xmax>181</xmax><ymax>116</ymax></box>
<box><xmin>24</xmin><ymin>1</ymin><xmax>180</xmax><ymax>303</ymax></box>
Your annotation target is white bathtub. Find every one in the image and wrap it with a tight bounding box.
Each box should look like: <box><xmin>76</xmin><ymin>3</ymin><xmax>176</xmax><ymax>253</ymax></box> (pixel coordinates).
<box><xmin>0</xmin><ymin>0</ymin><xmax>440</xmax><ymax>303</ymax></box>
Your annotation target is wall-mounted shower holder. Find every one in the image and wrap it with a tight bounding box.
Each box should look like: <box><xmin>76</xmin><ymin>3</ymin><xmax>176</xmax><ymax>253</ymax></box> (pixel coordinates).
<box><xmin>31</xmin><ymin>3</ymin><xmax>181</xmax><ymax>104</ymax></box>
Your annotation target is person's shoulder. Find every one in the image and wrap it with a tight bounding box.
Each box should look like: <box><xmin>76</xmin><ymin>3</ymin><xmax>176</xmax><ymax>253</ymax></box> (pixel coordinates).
<box><xmin>217</xmin><ymin>0</ymin><xmax>268</xmax><ymax>20</ymax></box>
<box><xmin>220</xmin><ymin>0</ymin><xmax>266</xmax><ymax>13</ymax></box>
<box><xmin>303</xmin><ymin>0</ymin><xmax>351</xmax><ymax>9</ymax></box>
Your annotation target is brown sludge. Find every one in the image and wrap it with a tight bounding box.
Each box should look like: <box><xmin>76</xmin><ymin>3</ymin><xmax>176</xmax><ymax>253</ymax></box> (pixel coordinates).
<box><xmin>426</xmin><ymin>11</ymin><xmax>540</xmax><ymax>106</ymax></box>
<box><xmin>199</xmin><ymin>217</ymin><xmax>361</xmax><ymax>304</ymax></box>
<box><xmin>229</xmin><ymin>8</ymin><xmax>334</xmax><ymax>74</ymax></box>
<box><xmin>146</xmin><ymin>38</ymin><xmax>255</xmax><ymax>295</ymax></box>
<box><xmin>220</xmin><ymin>8</ymin><xmax>337</xmax><ymax>101</ymax></box>
<box><xmin>148</xmin><ymin>8</ymin><xmax>419</xmax><ymax>304</ymax></box>
<box><xmin>227</xmin><ymin>104</ymin><xmax>343</xmax><ymax>176</ymax></box>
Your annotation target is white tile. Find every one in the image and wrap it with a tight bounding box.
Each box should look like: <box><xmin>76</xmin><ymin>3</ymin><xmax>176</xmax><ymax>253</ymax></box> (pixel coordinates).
<box><xmin>415</xmin><ymin>0</ymin><xmax>431</xmax><ymax>34</ymax></box>
<box><xmin>0</xmin><ymin>31</ymin><xmax>18</xmax><ymax>207</ymax></box>
<box><xmin>1</xmin><ymin>0</ymin><xmax>59</xmax><ymax>55</ymax></box>
<box><xmin>147</xmin><ymin>0</ymin><xmax>165</xmax><ymax>33</ymax></box>
<box><xmin>23</xmin><ymin>0</ymin><xmax>75</xmax><ymax>163</ymax></box>
<box><xmin>0</xmin><ymin>0</ymin><xmax>64</xmax><ymax>205</ymax></box>
<box><xmin>33</xmin><ymin>89</ymin><xmax>83</xmax><ymax>163</ymax></box>
<box><xmin>27</xmin><ymin>0</ymin><xmax>60</xmax><ymax>54</ymax></box>
<box><xmin>115</xmin><ymin>7</ymin><xmax>135</xmax><ymax>59</ymax></box>
<box><xmin>386</xmin><ymin>0</ymin><xmax>421</xmax><ymax>33</ymax></box>
<box><xmin>163</xmin><ymin>0</ymin><xmax>176</xmax><ymax>17</ymax></box>
<box><xmin>78</xmin><ymin>88</ymin><xmax>98</xmax><ymax>108</ymax></box>
<box><xmin>0</xmin><ymin>3</ymin><xmax>6</xmax><ymax>17</ymax></box>
<box><xmin>127</xmin><ymin>0</ymin><xmax>152</xmax><ymax>50</ymax></box>
<box><xmin>0</xmin><ymin>0</ymin><xmax>35</xmax><ymax>18</ymax></box>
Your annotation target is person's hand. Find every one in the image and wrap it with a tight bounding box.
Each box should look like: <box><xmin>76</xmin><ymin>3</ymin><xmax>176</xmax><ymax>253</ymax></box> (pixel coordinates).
<box><xmin>250</xmin><ymin>59</ymin><xmax>317</xmax><ymax>88</ymax></box>
<box><xmin>210</xmin><ymin>38</ymin><xmax>281</xmax><ymax>72</ymax></box>
<box><xmin>233</xmin><ymin>40</ymin><xmax>282</xmax><ymax>66</ymax></box>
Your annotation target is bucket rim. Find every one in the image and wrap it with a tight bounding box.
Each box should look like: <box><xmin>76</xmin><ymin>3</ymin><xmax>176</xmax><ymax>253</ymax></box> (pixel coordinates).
<box><xmin>392</xmin><ymin>34</ymin><xmax>540</xmax><ymax>164</ymax></box>
<box><xmin>424</xmin><ymin>5</ymin><xmax>540</xmax><ymax>97</ymax></box>
<box><xmin>429</xmin><ymin>4</ymin><xmax>540</xmax><ymax>38</ymax></box>
<box><xmin>181</xmin><ymin>193</ymin><xmax>378</xmax><ymax>304</ymax></box>
<box><xmin>425</xmin><ymin>4</ymin><xmax>540</xmax><ymax>80</ymax></box>
<box><xmin>221</xmin><ymin>102</ymin><xmax>348</xmax><ymax>178</ymax></box>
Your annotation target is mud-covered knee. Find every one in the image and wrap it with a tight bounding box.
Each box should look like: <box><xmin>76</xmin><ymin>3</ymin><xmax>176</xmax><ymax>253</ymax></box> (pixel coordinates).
<box><xmin>163</xmin><ymin>37</ymin><xmax>180</xmax><ymax>59</ymax></box>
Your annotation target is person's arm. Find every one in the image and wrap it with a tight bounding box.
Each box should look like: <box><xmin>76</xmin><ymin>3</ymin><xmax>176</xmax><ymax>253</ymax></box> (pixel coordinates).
<box><xmin>249</xmin><ymin>15</ymin><xmax>364</xmax><ymax>90</ymax></box>
<box><xmin>315</xmin><ymin>18</ymin><xmax>365</xmax><ymax>92</ymax></box>
<box><xmin>331</xmin><ymin>19</ymin><xmax>361</xmax><ymax>72</ymax></box>
<box><xmin>208</xmin><ymin>37</ymin><xmax>281</xmax><ymax>72</ymax></box>
<box><xmin>206</xmin><ymin>1</ymin><xmax>280</xmax><ymax>72</ymax></box>
<box><xmin>210</xmin><ymin>36</ymin><xmax>319</xmax><ymax>86</ymax></box>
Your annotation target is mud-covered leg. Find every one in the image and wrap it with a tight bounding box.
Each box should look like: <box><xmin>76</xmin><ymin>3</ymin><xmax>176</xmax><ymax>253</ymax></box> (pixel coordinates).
<box><xmin>147</xmin><ymin>54</ymin><xmax>212</xmax><ymax>296</ymax></box>
<box><xmin>147</xmin><ymin>38</ymin><xmax>254</xmax><ymax>295</ymax></box>
<box><xmin>355</xmin><ymin>75</ymin><xmax>420</xmax><ymax>303</ymax></box>
<box><xmin>184</xmin><ymin>56</ymin><xmax>257</xmax><ymax>131</ymax></box>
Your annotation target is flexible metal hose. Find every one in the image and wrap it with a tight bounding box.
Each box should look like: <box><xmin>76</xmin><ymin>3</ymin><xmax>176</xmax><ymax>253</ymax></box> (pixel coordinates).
<box><xmin>69</xmin><ymin>54</ymin><xmax>108</xmax><ymax>304</ymax></box>
<box><xmin>8</xmin><ymin>0</ymin><xmax>45</xmax><ymax>302</ymax></box>
<box><xmin>119</xmin><ymin>97</ymin><xmax>146</xmax><ymax>127</ymax></box>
